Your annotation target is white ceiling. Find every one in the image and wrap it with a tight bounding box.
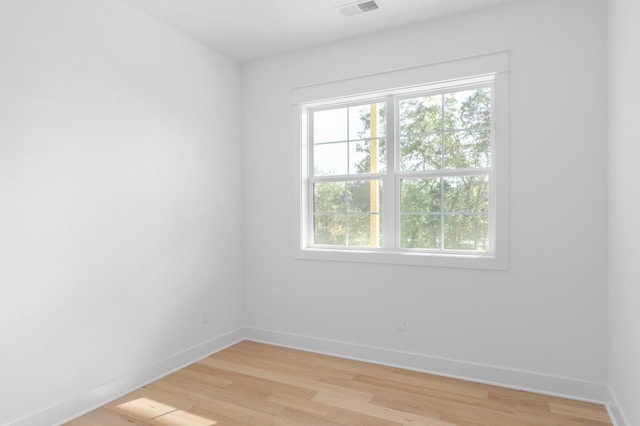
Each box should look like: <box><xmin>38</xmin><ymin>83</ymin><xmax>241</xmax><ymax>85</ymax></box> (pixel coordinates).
<box><xmin>124</xmin><ymin>0</ymin><xmax>518</xmax><ymax>63</ymax></box>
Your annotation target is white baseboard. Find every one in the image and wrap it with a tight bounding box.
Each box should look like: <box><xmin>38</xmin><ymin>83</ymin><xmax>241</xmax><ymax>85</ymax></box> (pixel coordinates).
<box><xmin>606</xmin><ymin>388</ymin><xmax>631</xmax><ymax>426</ymax></box>
<box><xmin>10</xmin><ymin>326</ymin><xmax>617</xmax><ymax>426</ymax></box>
<box><xmin>10</xmin><ymin>327</ymin><xmax>246</xmax><ymax>426</ymax></box>
<box><xmin>245</xmin><ymin>327</ymin><xmax>610</xmax><ymax>405</ymax></box>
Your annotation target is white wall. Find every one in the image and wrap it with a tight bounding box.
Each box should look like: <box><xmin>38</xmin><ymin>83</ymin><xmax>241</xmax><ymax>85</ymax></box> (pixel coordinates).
<box><xmin>0</xmin><ymin>0</ymin><xmax>615</xmax><ymax>423</ymax></box>
<box><xmin>0</xmin><ymin>1</ymin><xmax>243</xmax><ymax>424</ymax></box>
<box><xmin>243</xmin><ymin>0</ymin><xmax>608</xmax><ymax>393</ymax></box>
<box><xmin>608</xmin><ymin>0</ymin><xmax>640</xmax><ymax>424</ymax></box>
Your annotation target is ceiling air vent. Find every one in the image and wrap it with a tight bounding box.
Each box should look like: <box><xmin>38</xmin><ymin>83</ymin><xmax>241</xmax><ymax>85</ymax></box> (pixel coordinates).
<box><xmin>339</xmin><ymin>0</ymin><xmax>380</xmax><ymax>17</ymax></box>
<box><xmin>358</xmin><ymin>1</ymin><xmax>379</xmax><ymax>12</ymax></box>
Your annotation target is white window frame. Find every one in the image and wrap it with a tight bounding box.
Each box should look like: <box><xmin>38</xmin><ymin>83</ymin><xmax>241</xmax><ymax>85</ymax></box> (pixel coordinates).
<box><xmin>293</xmin><ymin>53</ymin><xmax>509</xmax><ymax>270</ymax></box>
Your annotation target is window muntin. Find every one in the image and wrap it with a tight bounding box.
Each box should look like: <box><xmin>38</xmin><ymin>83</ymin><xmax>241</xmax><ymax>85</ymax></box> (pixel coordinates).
<box><xmin>312</xmin><ymin>179</ymin><xmax>383</xmax><ymax>247</ymax></box>
<box><xmin>311</xmin><ymin>102</ymin><xmax>386</xmax><ymax>177</ymax></box>
<box><xmin>304</xmin><ymin>77</ymin><xmax>496</xmax><ymax>257</ymax></box>
<box><xmin>399</xmin><ymin>174</ymin><xmax>489</xmax><ymax>251</ymax></box>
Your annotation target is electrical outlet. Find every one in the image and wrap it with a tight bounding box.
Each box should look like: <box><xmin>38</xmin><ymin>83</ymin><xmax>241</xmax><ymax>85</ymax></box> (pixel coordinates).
<box><xmin>395</xmin><ymin>315</ymin><xmax>407</xmax><ymax>331</ymax></box>
<box><xmin>201</xmin><ymin>309</ymin><xmax>208</xmax><ymax>325</ymax></box>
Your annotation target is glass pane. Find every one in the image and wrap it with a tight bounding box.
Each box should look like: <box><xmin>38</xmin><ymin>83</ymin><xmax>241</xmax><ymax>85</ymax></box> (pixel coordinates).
<box><xmin>443</xmin><ymin>129</ymin><xmax>491</xmax><ymax>169</ymax></box>
<box><xmin>349</xmin><ymin>139</ymin><xmax>386</xmax><ymax>174</ymax></box>
<box><xmin>400</xmin><ymin>133</ymin><xmax>441</xmax><ymax>171</ymax></box>
<box><xmin>313</xmin><ymin>182</ymin><xmax>346</xmax><ymax>213</ymax></box>
<box><xmin>443</xmin><ymin>175</ymin><xmax>489</xmax><ymax>213</ymax></box>
<box><xmin>400</xmin><ymin>178</ymin><xmax>440</xmax><ymax>213</ymax></box>
<box><xmin>348</xmin><ymin>103</ymin><xmax>385</xmax><ymax>139</ymax></box>
<box><xmin>314</xmin><ymin>108</ymin><xmax>347</xmax><ymax>143</ymax></box>
<box><xmin>347</xmin><ymin>180</ymin><xmax>382</xmax><ymax>213</ymax></box>
<box><xmin>314</xmin><ymin>142</ymin><xmax>347</xmax><ymax>176</ymax></box>
<box><xmin>444</xmin><ymin>215</ymin><xmax>488</xmax><ymax>251</ymax></box>
<box><xmin>400</xmin><ymin>214</ymin><xmax>441</xmax><ymax>249</ymax></box>
<box><xmin>314</xmin><ymin>214</ymin><xmax>346</xmax><ymax>245</ymax></box>
<box><xmin>347</xmin><ymin>214</ymin><xmax>382</xmax><ymax>247</ymax></box>
<box><xmin>399</xmin><ymin>95</ymin><xmax>442</xmax><ymax>135</ymax></box>
<box><xmin>444</xmin><ymin>87</ymin><xmax>491</xmax><ymax>130</ymax></box>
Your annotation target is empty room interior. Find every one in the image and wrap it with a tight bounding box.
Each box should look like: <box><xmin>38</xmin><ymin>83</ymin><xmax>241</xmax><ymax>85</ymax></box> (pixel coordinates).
<box><xmin>1</xmin><ymin>0</ymin><xmax>638</xmax><ymax>425</ymax></box>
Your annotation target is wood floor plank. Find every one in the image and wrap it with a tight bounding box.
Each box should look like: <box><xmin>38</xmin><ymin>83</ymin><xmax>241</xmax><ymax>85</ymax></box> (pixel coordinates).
<box><xmin>273</xmin><ymin>407</ymin><xmax>344</xmax><ymax>426</ymax></box>
<box><xmin>185</xmin><ymin>407</ymin><xmax>251</xmax><ymax>426</ymax></box>
<box><xmin>201</xmin><ymin>357</ymin><xmax>375</xmax><ymax>403</ymax></box>
<box><xmin>183</xmin><ymin>361</ymin><xmax>318</xmax><ymax>400</ymax></box>
<box><xmin>112</xmin><ymin>397</ymin><xmax>176</xmax><ymax>420</ymax></box>
<box><xmin>343</xmin><ymin>374</ymin><xmax>520</xmax><ymax>420</ymax></box>
<box><xmin>265</xmin><ymin>392</ymin><xmax>331</xmax><ymax>417</ymax></box>
<box><xmin>383</xmin><ymin>370</ymin><xmax>489</xmax><ymax>399</ymax></box>
<box><xmin>149</xmin><ymin>408</ymin><xmax>218</xmax><ymax>426</ymax></box>
<box><xmin>352</xmin><ymin>374</ymin><xmax>495</xmax><ymax>408</ymax></box>
<box><xmin>549</xmin><ymin>401</ymin><xmax>613</xmax><ymax>423</ymax></box>
<box><xmin>67</xmin><ymin>341</ymin><xmax>612</xmax><ymax>425</ymax></box>
<box><xmin>213</xmin><ymin>349</ymin><xmax>355</xmax><ymax>383</ymax></box>
<box><xmin>325</xmin><ymin>407</ymin><xmax>405</xmax><ymax>426</ymax></box>
<box><xmin>67</xmin><ymin>407</ymin><xmax>149</xmax><ymax>426</ymax></box>
<box><xmin>312</xmin><ymin>391</ymin><xmax>450</xmax><ymax>425</ymax></box>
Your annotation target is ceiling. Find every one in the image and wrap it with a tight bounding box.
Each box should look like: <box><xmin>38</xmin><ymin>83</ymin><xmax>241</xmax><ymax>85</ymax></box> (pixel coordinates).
<box><xmin>123</xmin><ymin>0</ymin><xmax>517</xmax><ymax>63</ymax></box>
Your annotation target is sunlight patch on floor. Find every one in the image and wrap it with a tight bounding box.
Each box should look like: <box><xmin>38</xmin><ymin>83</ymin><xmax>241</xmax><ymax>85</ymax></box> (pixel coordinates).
<box><xmin>116</xmin><ymin>397</ymin><xmax>217</xmax><ymax>425</ymax></box>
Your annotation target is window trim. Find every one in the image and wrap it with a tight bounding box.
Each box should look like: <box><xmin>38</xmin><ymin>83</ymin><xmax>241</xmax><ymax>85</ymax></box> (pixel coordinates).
<box><xmin>293</xmin><ymin>53</ymin><xmax>509</xmax><ymax>270</ymax></box>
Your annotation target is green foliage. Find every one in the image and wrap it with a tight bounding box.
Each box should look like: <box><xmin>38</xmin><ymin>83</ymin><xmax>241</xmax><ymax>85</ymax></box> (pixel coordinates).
<box><xmin>312</xmin><ymin>87</ymin><xmax>492</xmax><ymax>251</ymax></box>
<box><xmin>313</xmin><ymin>180</ymin><xmax>382</xmax><ymax>246</ymax></box>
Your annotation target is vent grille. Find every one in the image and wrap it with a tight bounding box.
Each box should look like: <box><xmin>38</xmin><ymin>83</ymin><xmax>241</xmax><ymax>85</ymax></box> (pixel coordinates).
<box><xmin>339</xmin><ymin>0</ymin><xmax>379</xmax><ymax>17</ymax></box>
<box><xmin>358</xmin><ymin>1</ymin><xmax>379</xmax><ymax>12</ymax></box>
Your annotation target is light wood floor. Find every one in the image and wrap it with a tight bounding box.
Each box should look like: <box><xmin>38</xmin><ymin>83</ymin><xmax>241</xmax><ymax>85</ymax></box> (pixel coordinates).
<box><xmin>67</xmin><ymin>341</ymin><xmax>612</xmax><ymax>425</ymax></box>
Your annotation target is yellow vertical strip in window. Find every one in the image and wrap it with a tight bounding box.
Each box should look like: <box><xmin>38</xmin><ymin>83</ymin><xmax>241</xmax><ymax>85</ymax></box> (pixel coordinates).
<box><xmin>369</xmin><ymin>103</ymin><xmax>379</xmax><ymax>246</ymax></box>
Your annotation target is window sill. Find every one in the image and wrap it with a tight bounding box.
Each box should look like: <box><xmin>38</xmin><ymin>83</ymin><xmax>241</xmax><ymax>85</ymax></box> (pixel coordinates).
<box><xmin>295</xmin><ymin>247</ymin><xmax>508</xmax><ymax>270</ymax></box>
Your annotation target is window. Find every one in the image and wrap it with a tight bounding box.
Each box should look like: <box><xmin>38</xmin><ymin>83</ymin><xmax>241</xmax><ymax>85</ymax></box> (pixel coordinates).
<box><xmin>295</xmin><ymin>54</ymin><xmax>508</xmax><ymax>269</ymax></box>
